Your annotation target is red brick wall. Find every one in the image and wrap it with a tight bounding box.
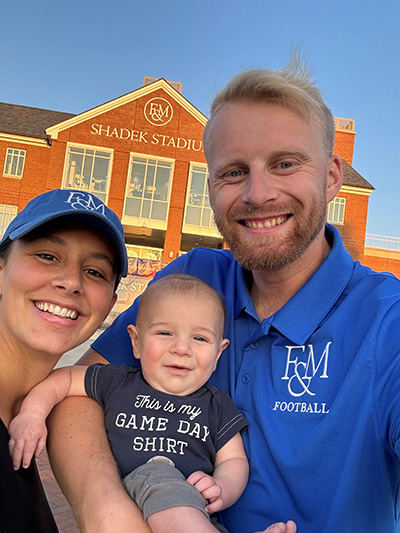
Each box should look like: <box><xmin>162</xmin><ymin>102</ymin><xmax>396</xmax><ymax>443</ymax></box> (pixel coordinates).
<box><xmin>164</xmin><ymin>160</ymin><xmax>190</xmax><ymax>260</ymax></box>
<box><xmin>330</xmin><ymin>192</ymin><xmax>369</xmax><ymax>260</ymax></box>
<box><xmin>361</xmin><ymin>254</ymin><xmax>400</xmax><ymax>279</ymax></box>
<box><xmin>333</xmin><ymin>131</ymin><xmax>355</xmax><ymax>165</ymax></box>
<box><xmin>0</xmin><ymin>142</ymin><xmax>52</xmax><ymax>209</ymax></box>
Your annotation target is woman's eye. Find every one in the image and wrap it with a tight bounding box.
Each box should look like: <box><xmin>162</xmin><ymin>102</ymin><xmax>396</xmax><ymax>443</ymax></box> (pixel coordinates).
<box><xmin>86</xmin><ymin>268</ymin><xmax>105</xmax><ymax>279</ymax></box>
<box><xmin>85</xmin><ymin>268</ymin><xmax>109</xmax><ymax>280</ymax></box>
<box><xmin>38</xmin><ymin>253</ymin><xmax>57</xmax><ymax>261</ymax></box>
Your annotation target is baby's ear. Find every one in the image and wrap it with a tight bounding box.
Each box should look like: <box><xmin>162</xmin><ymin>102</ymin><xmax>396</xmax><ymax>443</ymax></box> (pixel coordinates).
<box><xmin>127</xmin><ymin>324</ymin><xmax>140</xmax><ymax>360</ymax></box>
<box><xmin>214</xmin><ymin>338</ymin><xmax>230</xmax><ymax>369</ymax></box>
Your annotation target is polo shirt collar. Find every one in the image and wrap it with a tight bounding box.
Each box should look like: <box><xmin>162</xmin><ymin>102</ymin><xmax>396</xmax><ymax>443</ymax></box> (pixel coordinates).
<box><xmin>234</xmin><ymin>225</ymin><xmax>355</xmax><ymax>344</ymax></box>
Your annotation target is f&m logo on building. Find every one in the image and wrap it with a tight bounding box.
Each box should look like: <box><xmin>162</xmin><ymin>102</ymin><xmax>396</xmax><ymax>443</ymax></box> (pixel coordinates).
<box><xmin>144</xmin><ymin>98</ymin><xmax>173</xmax><ymax>126</ymax></box>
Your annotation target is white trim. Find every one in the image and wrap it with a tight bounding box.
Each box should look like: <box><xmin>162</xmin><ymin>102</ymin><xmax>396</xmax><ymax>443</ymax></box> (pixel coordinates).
<box><xmin>339</xmin><ymin>185</ymin><xmax>373</xmax><ymax>197</ymax></box>
<box><xmin>0</xmin><ymin>132</ymin><xmax>48</xmax><ymax>147</ymax></box>
<box><xmin>3</xmin><ymin>147</ymin><xmax>26</xmax><ymax>178</ymax></box>
<box><xmin>327</xmin><ymin>196</ymin><xmax>346</xmax><ymax>225</ymax></box>
<box><xmin>61</xmin><ymin>142</ymin><xmax>114</xmax><ymax>203</ymax></box>
<box><xmin>46</xmin><ymin>80</ymin><xmax>207</xmax><ymax>140</ymax></box>
<box><xmin>182</xmin><ymin>161</ymin><xmax>220</xmax><ymax>237</ymax></box>
<box><xmin>0</xmin><ymin>203</ymin><xmax>18</xmax><ymax>238</ymax></box>
<box><xmin>122</xmin><ymin>151</ymin><xmax>175</xmax><ymax>230</ymax></box>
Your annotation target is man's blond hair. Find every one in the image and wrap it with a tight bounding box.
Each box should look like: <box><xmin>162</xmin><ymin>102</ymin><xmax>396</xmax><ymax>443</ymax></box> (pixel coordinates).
<box><xmin>203</xmin><ymin>53</ymin><xmax>335</xmax><ymax>157</ymax></box>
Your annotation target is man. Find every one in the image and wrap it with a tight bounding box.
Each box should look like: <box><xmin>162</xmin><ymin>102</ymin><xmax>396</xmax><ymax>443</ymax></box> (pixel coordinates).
<box><xmin>48</xmin><ymin>57</ymin><xmax>400</xmax><ymax>532</ymax></box>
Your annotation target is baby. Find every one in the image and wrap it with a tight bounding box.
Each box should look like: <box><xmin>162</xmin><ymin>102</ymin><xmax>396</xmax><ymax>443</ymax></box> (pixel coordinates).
<box><xmin>9</xmin><ymin>273</ymin><xmax>296</xmax><ymax>533</ymax></box>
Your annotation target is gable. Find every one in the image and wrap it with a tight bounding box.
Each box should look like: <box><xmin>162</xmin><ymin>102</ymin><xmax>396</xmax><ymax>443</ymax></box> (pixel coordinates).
<box><xmin>46</xmin><ymin>79</ymin><xmax>207</xmax><ymax>140</ymax></box>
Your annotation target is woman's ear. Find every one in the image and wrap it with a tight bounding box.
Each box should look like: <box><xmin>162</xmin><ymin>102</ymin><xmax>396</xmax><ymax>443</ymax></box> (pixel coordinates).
<box><xmin>104</xmin><ymin>293</ymin><xmax>118</xmax><ymax>321</ymax></box>
<box><xmin>127</xmin><ymin>324</ymin><xmax>141</xmax><ymax>360</ymax></box>
<box><xmin>0</xmin><ymin>258</ymin><xmax>5</xmax><ymax>296</ymax></box>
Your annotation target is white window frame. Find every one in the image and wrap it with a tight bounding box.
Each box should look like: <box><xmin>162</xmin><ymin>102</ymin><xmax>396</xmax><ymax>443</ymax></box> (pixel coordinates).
<box><xmin>182</xmin><ymin>162</ymin><xmax>220</xmax><ymax>237</ymax></box>
<box><xmin>126</xmin><ymin>244</ymin><xmax>163</xmax><ymax>260</ymax></box>
<box><xmin>61</xmin><ymin>143</ymin><xmax>113</xmax><ymax>204</ymax></box>
<box><xmin>327</xmin><ymin>197</ymin><xmax>346</xmax><ymax>225</ymax></box>
<box><xmin>3</xmin><ymin>148</ymin><xmax>26</xmax><ymax>178</ymax></box>
<box><xmin>123</xmin><ymin>153</ymin><xmax>174</xmax><ymax>231</ymax></box>
<box><xmin>0</xmin><ymin>204</ymin><xmax>17</xmax><ymax>238</ymax></box>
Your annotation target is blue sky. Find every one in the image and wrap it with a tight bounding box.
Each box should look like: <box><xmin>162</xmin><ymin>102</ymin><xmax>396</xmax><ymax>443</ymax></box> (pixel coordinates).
<box><xmin>1</xmin><ymin>0</ymin><xmax>399</xmax><ymax>238</ymax></box>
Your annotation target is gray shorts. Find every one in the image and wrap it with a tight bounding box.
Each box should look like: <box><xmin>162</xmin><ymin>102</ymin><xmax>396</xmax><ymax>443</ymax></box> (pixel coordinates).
<box><xmin>122</xmin><ymin>457</ymin><xmax>209</xmax><ymax>521</ymax></box>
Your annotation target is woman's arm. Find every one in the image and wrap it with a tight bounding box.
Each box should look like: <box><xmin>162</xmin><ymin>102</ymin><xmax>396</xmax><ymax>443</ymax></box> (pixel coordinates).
<box><xmin>47</xmin><ymin>347</ymin><xmax>151</xmax><ymax>533</ymax></box>
<box><xmin>8</xmin><ymin>365</ymin><xmax>87</xmax><ymax>469</ymax></box>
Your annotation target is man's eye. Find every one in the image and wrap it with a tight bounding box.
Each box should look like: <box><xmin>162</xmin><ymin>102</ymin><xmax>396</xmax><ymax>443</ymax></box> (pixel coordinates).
<box><xmin>228</xmin><ymin>169</ymin><xmax>243</xmax><ymax>178</ymax></box>
<box><xmin>278</xmin><ymin>161</ymin><xmax>293</xmax><ymax>169</ymax></box>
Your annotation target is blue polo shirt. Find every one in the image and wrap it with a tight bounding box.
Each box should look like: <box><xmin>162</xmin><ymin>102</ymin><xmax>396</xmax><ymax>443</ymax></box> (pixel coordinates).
<box><xmin>93</xmin><ymin>225</ymin><xmax>400</xmax><ymax>533</ymax></box>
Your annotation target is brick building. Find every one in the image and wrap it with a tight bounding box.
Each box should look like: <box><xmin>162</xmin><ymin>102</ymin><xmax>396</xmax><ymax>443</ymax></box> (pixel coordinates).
<box><xmin>0</xmin><ymin>78</ymin><xmax>398</xmax><ymax>313</ymax></box>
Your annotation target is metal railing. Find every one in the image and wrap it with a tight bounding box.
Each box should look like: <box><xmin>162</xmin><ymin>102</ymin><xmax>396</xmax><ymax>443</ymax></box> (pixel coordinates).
<box><xmin>365</xmin><ymin>234</ymin><xmax>400</xmax><ymax>252</ymax></box>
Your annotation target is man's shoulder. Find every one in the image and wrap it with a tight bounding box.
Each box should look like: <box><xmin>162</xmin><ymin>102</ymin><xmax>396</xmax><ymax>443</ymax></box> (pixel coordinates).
<box><xmin>347</xmin><ymin>263</ymin><xmax>400</xmax><ymax>319</ymax></box>
<box><xmin>352</xmin><ymin>261</ymin><xmax>400</xmax><ymax>296</ymax></box>
<box><xmin>180</xmin><ymin>247</ymin><xmax>236</xmax><ymax>265</ymax></box>
<box><xmin>164</xmin><ymin>247</ymin><xmax>241</xmax><ymax>285</ymax></box>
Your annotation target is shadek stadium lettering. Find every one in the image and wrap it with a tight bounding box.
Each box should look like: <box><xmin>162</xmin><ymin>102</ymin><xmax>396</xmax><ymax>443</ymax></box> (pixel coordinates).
<box><xmin>91</xmin><ymin>124</ymin><xmax>203</xmax><ymax>151</ymax></box>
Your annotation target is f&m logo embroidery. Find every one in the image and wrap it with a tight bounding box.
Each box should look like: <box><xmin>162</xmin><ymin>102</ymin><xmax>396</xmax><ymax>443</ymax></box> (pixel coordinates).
<box><xmin>66</xmin><ymin>191</ymin><xmax>105</xmax><ymax>215</ymax></box>
<box><xmin>281</xmin><ymin>342</ymin><xmax>331</xmax><ymax>397</ymax></box>
<box><xmin>144</xmin><ymin>98</ymin><xmax>173</xmax><ymax>126</ymax></box>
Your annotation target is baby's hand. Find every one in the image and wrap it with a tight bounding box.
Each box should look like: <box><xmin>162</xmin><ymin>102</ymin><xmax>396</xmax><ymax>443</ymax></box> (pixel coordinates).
<box><xmin>186</xmin><ymin>470</ymin><xmax>223</xmax><ymax>513</ymax></box>
<box><xmin>8</xmin><ymin>412</ymin><xmax>48</xmax><ymax>470</ymax></box>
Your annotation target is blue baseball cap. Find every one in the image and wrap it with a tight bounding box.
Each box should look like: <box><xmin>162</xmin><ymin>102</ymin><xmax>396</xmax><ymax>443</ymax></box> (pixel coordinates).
<box><xmin>0</xmin><ymin>189</ymin><xmax>128</xmax><ymax>279</ymax></box>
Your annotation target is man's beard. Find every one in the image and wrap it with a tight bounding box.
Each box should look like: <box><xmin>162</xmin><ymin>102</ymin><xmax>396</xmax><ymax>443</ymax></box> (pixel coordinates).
<box><xmin>213</xmin><ymin>196</ymin><xmax>327</xmax><ymax>272</ymax></box>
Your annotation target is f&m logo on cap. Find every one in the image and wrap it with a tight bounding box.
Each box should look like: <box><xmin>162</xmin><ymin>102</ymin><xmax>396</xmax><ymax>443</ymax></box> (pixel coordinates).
<box><xmin>66</xmin><ymin>191</ymin><xmax>106</xmax><ymax>215</ymax></box>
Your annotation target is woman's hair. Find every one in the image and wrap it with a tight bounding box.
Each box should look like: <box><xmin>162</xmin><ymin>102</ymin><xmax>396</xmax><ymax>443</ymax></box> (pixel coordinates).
<box><xmin>0</xmin><ymin>238</ymin><xmax>12</xmax><ymax>262</ymax></box>
<box><xmin>203</xmin><ymin>52</ymin><xmax>335</xmax><ymax>157</ymax></box>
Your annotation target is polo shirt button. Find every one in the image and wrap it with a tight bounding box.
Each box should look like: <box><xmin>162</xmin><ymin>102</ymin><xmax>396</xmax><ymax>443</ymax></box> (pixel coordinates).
<box><xmin>242</xmin><ymin>374</ymin><xmax>250</xmax><ymax>384</ymax></box>
<box><xmin>250</xmin><ymin>342</ymin><xmax>258</xmax><ymax>349</ymax></box>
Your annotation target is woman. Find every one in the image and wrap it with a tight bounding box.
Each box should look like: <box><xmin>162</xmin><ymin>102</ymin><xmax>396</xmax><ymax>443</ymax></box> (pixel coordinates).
<box><xmin>0</xmin><ymin>188</ymin><xmax>128</xmax><ymax>532</ymax></box>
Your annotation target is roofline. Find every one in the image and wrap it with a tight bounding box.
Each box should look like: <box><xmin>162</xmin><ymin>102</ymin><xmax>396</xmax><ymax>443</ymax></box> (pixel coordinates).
<box><xmin>46</xmin><ymin>79</ymin><xmax>208</xmax><ymax>140</ymax></box>
<box><xmin>0</xmin><ymin>132</ymin><xmax>48</xmax><ymax>147</ymax></box>
<box><xmin>339</xmin><ymin>185</ymin><xmax>374</xmax><ymax>197</ymax></box>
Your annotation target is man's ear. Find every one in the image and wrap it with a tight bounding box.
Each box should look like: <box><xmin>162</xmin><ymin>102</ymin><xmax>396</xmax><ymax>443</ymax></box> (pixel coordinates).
<box><xmin>326</xmin><ymin>155</ymin><xmax>343</xmax><ymax>203</ymax></box>
<box><xmin>127</xmin><ymin>324</ymin><xmax>141</xmax><ymax>360</ymax></box>
<box><xmin>207</xmin><ymin>178</ymin><xmax>214</xmax><ymax>210</ymax></box>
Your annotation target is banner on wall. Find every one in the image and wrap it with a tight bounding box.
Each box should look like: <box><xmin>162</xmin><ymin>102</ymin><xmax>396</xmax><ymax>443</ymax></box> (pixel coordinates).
<box><xmin>116</xmin><ymin>258</ymin><xmax>164</xmax><ymax>306</ymax></box>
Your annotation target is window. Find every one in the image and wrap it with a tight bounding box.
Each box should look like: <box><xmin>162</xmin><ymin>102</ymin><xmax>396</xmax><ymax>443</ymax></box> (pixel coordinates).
<box><xmin>4</xmin><ymin>148</ymin><xmax>26</xmax><ymax>178</ymax></box>
<box><xmin>62</xmin><ymin>145</ymin><xmax>112</xmax><ymax>203</ymax></box>
<box><xmin>182</xmin><ymin>164</ymin><xmax>219</xmax><ymax>236</ymax></box>
<box><xmin>0</xmin><ymin>204</ymin><xmax>17</xmax><ymax>238</ymax></box>
<box><xmin>327</xmin><ymin>197</ymin><xmax>346</xmax><ymax>225</ymax></box>
<box><xmin>123</xmin><ymin>154</ymin><xmax>173</xmax><ymax>230</ymax></box>
<box><xmin>126</xmin><ymin>245</ymin><xmax>163</xmax><ymax>260</ymax></box>
<box><xmin>334</xmin><ymin>117</ymin><xmax>355</xmax><ymax>132</ymax></box>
